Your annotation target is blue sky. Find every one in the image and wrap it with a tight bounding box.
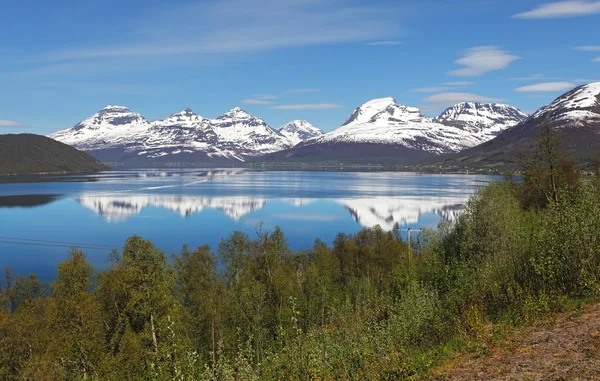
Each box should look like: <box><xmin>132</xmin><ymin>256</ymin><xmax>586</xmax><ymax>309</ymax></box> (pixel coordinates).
<box><xmin>1</xmin><ymin>0</ymin><xmax>599</xmax><ymax>134</ymax></box>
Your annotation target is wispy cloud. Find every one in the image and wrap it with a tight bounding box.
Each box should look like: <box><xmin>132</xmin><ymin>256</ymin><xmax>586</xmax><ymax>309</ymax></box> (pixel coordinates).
<box><xmin>593</xmin><ymin>57</ymin><xmax>600</xmax><ymax>62</ymax></box>
<box><xmin>253</xmin><ymin>94</ymin><xmax>278</xmax><ymax>100</ymax></box>
<box><xmin>448</xmin><ymin>46</ymin><xmax>520</xmax><ymax>77</ymax></box>
<box><xmin>43</xmin><ymin>1</ymin><xmax>403</xmax><ymax>62</ymax></box>
<box><xmin>573</xmin><ymin>46</ymin><xmax>600</xmax><ymax>51</ymax></box>
<box><xmin>422</xmin><ymin>92</ymin><xmax>503</xmax><ymax>106</ymax></box>
<box><xmin>443</xmin><ymin>81</ymin><xmax>474</xmax><ymax>86</ymax></box>
<box><xmin>271</xmin><ymin>103</ymin><xmax>343</xmax><ymax>110</ymax></box>
<box><xmin>365</xmin><ymin>41</ymin><xmax>402</xmax><ymax>46</ymax></box>
<box><xmin>242</xmin><ymin>98</ymin><xmax>274</xmax><ymax>105</ymax></box>
<box><xmin>573</xmin><ymin>78</ymin><xmax>600</xmax><ymax>83</ymax></box>
<box><xmin>510</xmin><ymin>74</ymin><xmax>546</xmax><ymax>81</ymax></box>
<box><xmin>286</xmin><ymin>88</ymin><xmax>321</xmax><ymax>94</ymax></box>
<box><xmin>0</xmin><ymin>120</ymin><xmax>26</xmax><ymax>128</ymax></box>
<box><xmin>411</xmin><ymin>86</ymin><xmax>453</xmax><ymax>93</ymax></box>
<box><xmin>514</xmin><ymin>81</ymin><xmax>576</xmax><ymax>92</ymax></box>
<box><xmin>513</xmin><ymin>1</ymin><xmax>600</xmax><ymax>19</ymax></box>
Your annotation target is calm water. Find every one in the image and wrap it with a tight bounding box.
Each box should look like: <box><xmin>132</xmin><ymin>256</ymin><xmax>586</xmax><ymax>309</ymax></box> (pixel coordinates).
<box><xmin>0</xmin><ymin>169</ymin><xmax>500</xmax><ymax>280</ymax></box>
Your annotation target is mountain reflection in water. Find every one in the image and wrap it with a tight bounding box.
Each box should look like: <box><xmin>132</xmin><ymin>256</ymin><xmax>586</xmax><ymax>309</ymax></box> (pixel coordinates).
<box><xmin>76</xmin><ymin>193</ymin><xmax>469</xmax><ymax>230</ymax></box>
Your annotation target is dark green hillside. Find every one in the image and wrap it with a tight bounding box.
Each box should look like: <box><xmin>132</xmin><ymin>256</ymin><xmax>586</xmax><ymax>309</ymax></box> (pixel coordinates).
<box><xmin>0</xmin><ymin>134</ymin><xmax>109</xmax><ymax>175</ymax></box>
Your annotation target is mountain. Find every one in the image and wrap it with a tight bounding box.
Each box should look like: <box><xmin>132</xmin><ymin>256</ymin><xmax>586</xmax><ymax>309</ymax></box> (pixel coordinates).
<box><xmin>433</xmin><ymin>102</ymin><xmax>528</xmax><ymax>138</ymax></box>
<box><xmin>277</xmin><ymin>120</ymin><xmax>324</xmax><ymax>146</ymax></box>
<box><xmin>0</xmin><ymin>134</ymin><xmax>109</xmax><ymax>175</ymax></box>
<box><xmin>50</xmin><ymin>106</ymin><xmax>294</xmax><ymax>165</ymax></box>
<box><xmin>259</xmin><ymin>97</ymin><xmax>526</xmax><ymax>164</ymax></box>
<box><xmin>431</xmin><ymin>82</ymin><xmax>600</xmax><ymax>169</ymax></box>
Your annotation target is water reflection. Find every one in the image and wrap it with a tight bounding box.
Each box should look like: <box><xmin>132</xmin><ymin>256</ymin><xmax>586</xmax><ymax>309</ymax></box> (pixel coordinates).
<box><xmin>0</xmin><ymin>170</ymin><xmax>497</xmax><ymax>279</ymax></box>
<box><xmin>75</xmin><ymin>193</ymin><xmax>470</xmax><ymax>230</ymax></box>
<box><xmin>77</xmin><ymin>194</ymin><xmax>267</xmax><ymax>221</ymax></box>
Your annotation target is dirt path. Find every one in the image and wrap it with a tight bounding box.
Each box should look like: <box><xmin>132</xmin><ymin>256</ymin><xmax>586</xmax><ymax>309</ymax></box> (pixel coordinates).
<box><xmin>427</xmin><ymin>303</ymin><xmax>600</xmax><ymax>380</ymax></box>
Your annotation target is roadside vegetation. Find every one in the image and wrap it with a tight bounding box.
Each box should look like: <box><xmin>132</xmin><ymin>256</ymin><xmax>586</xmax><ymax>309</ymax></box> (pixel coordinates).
<box><xmin>1</xmin><ymin>128</ymin><xmax>600</xmax><ymax>380</ymax></box>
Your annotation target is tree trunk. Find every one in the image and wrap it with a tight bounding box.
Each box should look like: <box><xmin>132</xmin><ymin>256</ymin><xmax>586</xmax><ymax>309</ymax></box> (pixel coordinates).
<box><xmin>212</xmin><ymin>313</ymin><xmax>216</xmax><ymax>375</ymax></box>
<box><xmin>150</xmin><ymin>313</ymin><xmax>158</xmax><ymax>353</ymax></box>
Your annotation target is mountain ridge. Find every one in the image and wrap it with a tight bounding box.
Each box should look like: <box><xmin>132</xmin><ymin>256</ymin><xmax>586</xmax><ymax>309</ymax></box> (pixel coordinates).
<box><xmin>0</xmin><ymin>134</ymin><xmax>109</xmax><ymax>175</ymax></box>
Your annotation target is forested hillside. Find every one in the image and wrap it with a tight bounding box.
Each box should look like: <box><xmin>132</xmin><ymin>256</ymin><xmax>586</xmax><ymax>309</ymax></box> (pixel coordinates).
<box><xmin>1</xmin><ymin>130</ymin><xmax>599</xmax><ymax>380</ymax></box>
<box><xmin>0</xmin><ymin>134</ymin><xmax>109</xmax><ymax>175</ymax></box>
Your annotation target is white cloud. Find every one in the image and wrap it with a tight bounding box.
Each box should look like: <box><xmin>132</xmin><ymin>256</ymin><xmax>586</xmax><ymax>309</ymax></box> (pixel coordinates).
<box><xmin>573</xmin><ymin>46</ymin><xmax>600</xmax><ymax>51</ymax></box>
<box><xmin>443</xmin><ymin>81</ymin><xmax>474</xmax><ymax>86</ymax></box>
<box><xmin>0</xmin><ymin>120</ymin><xmax>26</xmax><ymax>128</ymax></box>
<box><xmin>271</xmin><ymin>104</ymin><xmax>343</xmax><ymax>110</ymax></box>
<box><xmin>514</xmin><ymin>81</ymin><xmax>576</xmax><ymax>92</ymax></box>
<box><xmin>448</xmin><ymin>46</ymin><xmax>520</xmax><ymax>77</ymax></box>
<box><xmin>593</xmin><ymin>57</ymin><xmax>600</xmax><ymax>62</ymax></box>
<box><xmin>286</xmin><ymin>88</ymin><xmax>321</xmax><ymax>94</ymax></box>
<box><xmin>513</xmin><ymin>1</ymin><xmax>600</xmax><ymax>19</ymax></box>
<box><xmin>510</xmin><ymin>74</ymin><xmax>546</xmax><ymax>80</ymax></box>
<box><xmin>44</xmin><ymin>1</ymin><xmax>403</xmax><ymax>62</ymax></box>
<box><xmin>242</xmin><ymin>98</ymin><xmax>273</xmax><ymax>105</ymax></box>
<box><xmin>365</xmin><ymin>41</ymin><xmax>402</xmax><ymax>46</ymax></box>
<box><xmin>411</xmin><ymin>86</ymin><xmax>453</xmax><ymax>93</ymax></box>
<box><xmin>253</xmin><ymin>94</ymin><xmax>278</xmax><ymax>100</ymax></box>
<box><xmin>422</xmin><ymin>92</ymin><xmax>504</xmax><ymax>106</ymax></box>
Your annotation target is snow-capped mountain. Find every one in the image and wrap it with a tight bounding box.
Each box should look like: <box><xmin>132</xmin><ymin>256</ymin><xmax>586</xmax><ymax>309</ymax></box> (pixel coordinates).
<box><xmin>277</xmin><ymin>120</ymin><xmax>324</xmax><ymax>146</ymax></box>
<box><xmin>50</xmin><ymin>105</ymin><xmax>152</xmax><ymax>151</ymax></box>
<box><xmin>211</xmin><ymin>107</ymin><xmax>293</xmax><ymax>156</ymax></box>
<box><xmin>529</xmin><ymin>82</ymin><xmax>600</xmax><ymax>127</ymax></box>
<box><xmin>49</xmin><ymin>96</ymin><xmax>531</xmax><ymax>166</ymax></box>
<box><xmin>307</xmin><ymin>97</ymin><xmax>522</xmax><ymax>154</ymax></box>
<box><xmin>435</xmin><ymin>82</ymin><xmax>600</xmax><ymax>167</ymax></box>
<box><xmin>50</xmin><ymin>106</ymin><xmax>295</xmax><ymax>163</ymax></box>
<box><xmin>434</xmin><ymin>102</ymin><xmax>528</xmax><ymax>137</ymax></box>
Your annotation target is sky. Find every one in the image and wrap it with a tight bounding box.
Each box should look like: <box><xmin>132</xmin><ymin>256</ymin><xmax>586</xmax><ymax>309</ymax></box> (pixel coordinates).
<box><xmin>1</xmin><ymin>0</ymin><xmax>599</xmax><ymax>134</ymax></box>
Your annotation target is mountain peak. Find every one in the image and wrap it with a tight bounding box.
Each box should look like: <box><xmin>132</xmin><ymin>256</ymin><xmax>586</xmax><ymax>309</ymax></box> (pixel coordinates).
<box><xmin>433</xmin><ymin>102</ymin><xmax>528</xmax><ymax>136</ymax></box>
<box><xmin>343</xmin><ymin>97</ymin><xmax>423</xmax><ymax>127</ymax></box>
<box><xmin>100</xmin><ymin>105</ymin><xmax>130</xmax><ymax>113</ymax></box>
<box><xmin>225</xmin><ymin>107</ymin><xmax>250</xmax><ymax>116</ymax></box>
<box><xmin>170</xmin><ymin>108</ymin><xmax>198</xmax><ymax>118</ymax></box>
<box><xmin>277</xmin><ymin>120</ymin><xmax>324</xmax><ymax>145</ymax></box>
<box><xmin>531</xmin><ymin>81</ymin><xmax>600</xmax><ymax>122</ymax></box>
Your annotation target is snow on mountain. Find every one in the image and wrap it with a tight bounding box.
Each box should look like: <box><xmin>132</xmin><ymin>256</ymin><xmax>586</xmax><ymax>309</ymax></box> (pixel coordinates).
<box><xmin>305</xmin><ymin>98</ymin><xmax>528</xmax><ymax>154</ymax></box>
<box><xmin>530</xmin><ymin>82</ymin><xmax>600</xmax><ymax>128</ymax></box>
<box><xmin>313</xmin><ymin>98</ymin><xmax>481</xmax><ymax>154</ymax></box>
<box><xmin>277</xmin><ymin>120</ymin><xmax>324</xmax><ymax>146</ymax></box>
<box><xmin>50</xmin><ymin>106</ymin><xmax>293</xmax><ymax>162</ymax></box>
<box><xmin>50</xmin><ymin>96</ymin><xmax>533</xmax><ymax>164</ymax></box>
<box><xmin>433</xmin><ymin>82</ymin><xmax>600</xmax><ymax>167</ymax></box>
<box><xmin>434</xmin><ymin>102</ymin><xmax>528</xmax><ymax>137</ymax></box>
<box><xmin>212</xmin><ymin>107</ymin><xmax>293</xmax><ymax>155</ymax></box>
<box><xmin>49</xmin><ymin>105</ymin><xmax>152</xmax><ymax>151</ymax></box>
